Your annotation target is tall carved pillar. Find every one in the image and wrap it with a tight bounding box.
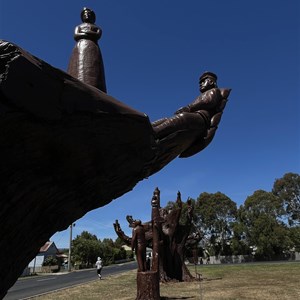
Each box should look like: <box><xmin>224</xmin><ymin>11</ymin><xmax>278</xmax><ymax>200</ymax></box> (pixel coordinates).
<box><xmin>135</xmin><ymin>188</ymin><xmax>161</xmax><ymax>300</ymax></box>
<box><xmin>151</xmin><ymin>187</ymin><xmax>161</xmax><ymax>273</ymax></box>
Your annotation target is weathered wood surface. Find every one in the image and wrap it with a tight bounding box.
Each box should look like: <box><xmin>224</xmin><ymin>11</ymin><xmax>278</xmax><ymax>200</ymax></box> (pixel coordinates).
<box><xmin>0</xmin><ymin>39</ymin><xmax>219</xmax><ymax>297</ymax></box>
<box><xmin>0</xmin><ymin>40</ymin><xmax>160</xmax><ymax>298</ymax></box>
<box><xmin>114</xmin><ymin>191</ymin><xmax>200</xmax><ymax>284</ymax></box>
<box><xmin>136</xmin><ymin>271</ymin><xmax>160</xmax><ymax>300</ymax></box>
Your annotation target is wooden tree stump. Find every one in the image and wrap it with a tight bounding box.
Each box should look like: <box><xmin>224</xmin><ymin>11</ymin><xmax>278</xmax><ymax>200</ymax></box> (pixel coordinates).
<box><xmin>136</xmin><ymin>271</ymin><xmax>160</xmax><ymax>300</ymax></box>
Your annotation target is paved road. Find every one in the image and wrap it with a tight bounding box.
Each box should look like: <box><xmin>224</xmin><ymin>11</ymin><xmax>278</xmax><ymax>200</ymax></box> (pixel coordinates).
<box><xmin>4</xmin><ymin>261</ymin><xmax>137</xmax><ymax>300</ymax></box>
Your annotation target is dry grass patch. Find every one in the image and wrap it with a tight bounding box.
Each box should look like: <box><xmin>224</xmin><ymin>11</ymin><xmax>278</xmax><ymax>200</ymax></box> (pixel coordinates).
<box><xmin>192</xmin><ymin>262</ymin><xmax>300</xmax><ymax>300</ymax></box>
<box><xmin>34</xmin><ymin>271</ymin><xmax>137</xmax><ymax>300</ymax></box>
<box><xmin>34</xmin><ymin>262</ymin><xmax>300</xmax><ymax>300</ymax></box>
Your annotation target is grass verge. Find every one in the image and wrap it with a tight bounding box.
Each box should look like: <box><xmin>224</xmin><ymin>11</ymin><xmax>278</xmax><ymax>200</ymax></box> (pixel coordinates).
<box><xmin>33</xmin><ymin>262</ymin><xmax>300</xmax><ymax>300</ymax></box>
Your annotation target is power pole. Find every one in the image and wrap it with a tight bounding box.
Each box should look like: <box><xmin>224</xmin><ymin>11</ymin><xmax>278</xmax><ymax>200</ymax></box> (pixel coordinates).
<box><xmin>68</xmin><ymin>223</ymin><xmax>75</xmax><ymax>272</ymax></box>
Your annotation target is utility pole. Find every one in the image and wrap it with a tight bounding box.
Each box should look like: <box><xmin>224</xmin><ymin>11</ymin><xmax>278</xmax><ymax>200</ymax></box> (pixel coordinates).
<box><xmin>68</xmin><ymin>223</ymin><xmax>75</xmax><ymax>272</ymax></box>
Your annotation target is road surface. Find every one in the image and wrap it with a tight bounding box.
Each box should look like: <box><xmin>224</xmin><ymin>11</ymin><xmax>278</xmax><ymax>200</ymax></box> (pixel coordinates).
<box><xmin>4</xmin><ymin>261</ymin><xmax>137</xmax><ymax>300</ymax></box>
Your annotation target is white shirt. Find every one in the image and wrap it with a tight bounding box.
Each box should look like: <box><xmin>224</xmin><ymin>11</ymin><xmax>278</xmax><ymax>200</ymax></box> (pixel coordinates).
<box><xmin>96</xmin><ymin>259</ymin><xmax>102</xmax><ymax>269</ymax></box>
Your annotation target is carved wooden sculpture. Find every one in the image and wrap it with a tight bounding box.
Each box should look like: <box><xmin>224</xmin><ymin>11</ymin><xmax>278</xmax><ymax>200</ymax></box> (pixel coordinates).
<box><xmin>68</xmin><ymin>7</ymin><xmax>107</xmax><ymax>93</ymax></box>
<box><xmin>114</xmin><ymin>188</ymin><xmax>202</xmax><ymax>283</ymax></box>
<box><xmin>0</xmin><ymin>8</ymin><xmax>230</xmax><ymax>297</ymax></box>
<box><xmin>131</xmin><ymin>220</ymin><xmax>147</xmax><ymax>272</ymax></box>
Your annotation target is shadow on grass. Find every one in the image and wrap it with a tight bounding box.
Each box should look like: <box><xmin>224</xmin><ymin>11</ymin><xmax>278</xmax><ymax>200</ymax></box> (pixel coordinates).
<box><xmin>161</xmin><ymin>297</ymin><xmax>196</xmax><ymax>299</ymax></box>
<box><xmin>203</xmin><ymin>277</ymin><xmax>222</xmax><ymax>281</ymax></box>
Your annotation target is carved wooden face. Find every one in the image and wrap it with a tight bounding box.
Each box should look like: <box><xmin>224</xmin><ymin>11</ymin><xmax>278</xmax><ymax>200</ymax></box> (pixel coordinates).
<box><xmin>81</xmin><ymin>8</ymin><xmax>96</xmax><ymax>24</ymax></box>
<box><xmin>199</xmin><ymin>76</ymin><xmax>216</xmax><ymax>93</ymax></box>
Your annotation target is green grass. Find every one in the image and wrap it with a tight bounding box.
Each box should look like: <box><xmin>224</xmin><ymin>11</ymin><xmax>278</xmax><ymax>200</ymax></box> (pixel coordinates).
<box><xmin>34</xmin><ymin>262</ymin><xmax>300</xmax><ymax>299</ymax></box>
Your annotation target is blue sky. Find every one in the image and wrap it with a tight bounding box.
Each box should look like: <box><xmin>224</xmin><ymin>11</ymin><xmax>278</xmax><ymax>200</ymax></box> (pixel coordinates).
<box><xmin>1</xmin><ymin>0</ymin><xmax>299</xmax><ymax>248</ymax></box>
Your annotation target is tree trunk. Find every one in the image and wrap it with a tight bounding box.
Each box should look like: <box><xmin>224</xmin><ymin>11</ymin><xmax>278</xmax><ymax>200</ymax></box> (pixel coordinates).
<box><xmin>0</xmin><ymin>40</ymin><xmax>157</xmax><ymax>298</ymax></box>
<box><xmin>0</xmin><ymin>40</ymin><xmax>207</xmax><ymax>298</ymax></box>
<box><xmin>136</xmin><ymin>271</ymin><xmax>160</xmax><ymax>300</ymax></box>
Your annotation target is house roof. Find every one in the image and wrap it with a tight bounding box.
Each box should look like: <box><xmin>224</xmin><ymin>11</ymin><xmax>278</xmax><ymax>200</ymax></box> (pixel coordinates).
<box><xmin>39</xmin><ymin>241</ymin><xmax>59</xmax><ymax>253</ymax></box>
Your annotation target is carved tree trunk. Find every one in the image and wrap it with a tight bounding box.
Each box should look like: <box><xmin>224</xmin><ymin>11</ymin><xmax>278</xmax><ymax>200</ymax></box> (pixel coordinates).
<box><xmin>0</xmin><ymin>39</ymin><xmax>207</xmax><ymax>297</ymax></box>
<box><xmin>136</xmin><ymin>271</ymin><xmax>160</xmax><ymax>300</ymax></box>
<box><xmin>0</xmin><ymin>40</ymin><xmax>158</xmax><ymax>298</ymax></box>
<box><xmin>114</xmin><ymin>191</ymin><xmax>197</xmax><ymax>285</ymax></box>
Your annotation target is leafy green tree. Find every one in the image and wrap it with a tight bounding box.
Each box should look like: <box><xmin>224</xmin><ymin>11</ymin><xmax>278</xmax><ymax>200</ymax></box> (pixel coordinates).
<box><xmin>240</xmin><ymin>190</ymin><xmax>292</xmax><ymax>260</ymax></box>
<box><xmin>272</xmin><ymin>172</ymin><xmax>300</xmax><ymax>226</ymax></box>
<box><xmin>114</xmin><ymin>247</ymin><xmax>127</xmax><ymax>261</ymax></box>
<box><xmin>230</xmin><ymin>220</ymin><xmax>251</xmax><ymax>256</ymax></box>
<box><xmin>100</xmin><ymin>238</ymin><xmax>116</xmax><ymax>265</ymax></box>
<box><xmin>111</xmin><ymin>237</ymin><xmax>132</xmax><ymax>261</ymax></box>
<box><xmin>72</xmin><ymin>231</ymin><xmax>101</xmax><ymax>267</ymax></box>
<box><xmin>71</xmin><ymin>231</ymin><xmax>133</xmax><ymax>268</ymax></box>
<box><xmin>288</xmin><ymin>226</ymin><xmax>300</xmax><ymax>252</ymax></box>
<box><xmin>195</xmin><ymin>192</ymin><xmax>237</xmax><ymax>256</ymax></box>
<box><xmin>115</xmin><ymin>237</ymin><xmax>125</xmax><ymax>248</ymax></box>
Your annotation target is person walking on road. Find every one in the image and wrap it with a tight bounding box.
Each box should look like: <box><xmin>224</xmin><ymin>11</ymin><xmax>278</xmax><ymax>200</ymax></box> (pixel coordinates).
<box><xmin>95</xmin><ymin>257</ymin><xmax>103</xmax><ymax>279</ymax></box>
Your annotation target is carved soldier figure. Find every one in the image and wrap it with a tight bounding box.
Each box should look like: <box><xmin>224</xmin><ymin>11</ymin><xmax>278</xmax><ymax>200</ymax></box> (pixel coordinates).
<box><xmin>152</xmin><ymin>71</ymin><xmax>231</xmax><ymax>158</ymax></box>
<box><xmin>67</xmin><ymin>7</ymin><xmax>107</xmax><ymax>92</ymax></box>
<box><xmin>131</xmin><ymin>220</ymin><xmax>147</xmax><ymax>272</ymax></box>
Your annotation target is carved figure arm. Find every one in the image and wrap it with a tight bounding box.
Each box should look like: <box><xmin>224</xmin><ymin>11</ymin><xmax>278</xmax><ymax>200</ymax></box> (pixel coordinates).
<box><xmin>74</xmin><ymin>24</ymin><xmax>101</xmax><ymax>41</ymax></box>
<box><xmin>175</xmin><ymin>88</ymin><xmax>221</xmax><ymax>114</ymax></box>
<box><xmin>178</xmin><ymin>88</ymin><xmax>231</xmax><ymax>158</ymax></box>
<box><xmin>113</xmin><ymin>220</ymin><xmax>132</xmax><ymax>245</ymax></box>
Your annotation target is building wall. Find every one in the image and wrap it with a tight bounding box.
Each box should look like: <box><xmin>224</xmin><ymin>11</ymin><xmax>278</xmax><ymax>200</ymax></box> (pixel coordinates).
<box><xmin>28</xmin><ymin>242</ymin><xmax>59</xmax><ymax>268</ymax></box>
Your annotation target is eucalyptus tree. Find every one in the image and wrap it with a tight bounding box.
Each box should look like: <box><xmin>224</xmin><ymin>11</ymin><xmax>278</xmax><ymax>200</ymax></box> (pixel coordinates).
<box><xmin>72</xmin><ymin>231</ymin><xmax>101</xmax><ymax>267</ymax></box>
<box><xmin>272</xmin><ymin>172</ymin><xmax>300</xmax><ymax>226</ymax></box>
<box><xmin>239</xmin><ymin>190</ymin><xmax>292</xmax><ymax>260</ymax></box>
<box><xmin>195</xmin><ymin>192</ymin><xmax>237</xmax><ymax>256</ymax></box>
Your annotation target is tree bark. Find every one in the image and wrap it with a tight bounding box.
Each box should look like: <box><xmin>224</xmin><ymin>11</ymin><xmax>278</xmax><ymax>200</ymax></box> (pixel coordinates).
<box><xmin>0</xmin><ymin>40</ymin><xmax>208</xmax><ymax>297</ymax></box>
<box><xmin>136</xmin><ymin>271</ymin><xmax>160</xmax><ymax>300</ymax></box>
<box><xmin>0</xmin><ymin>40</ymin><xmax>158</xmax><ymax>298</ymax></box>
